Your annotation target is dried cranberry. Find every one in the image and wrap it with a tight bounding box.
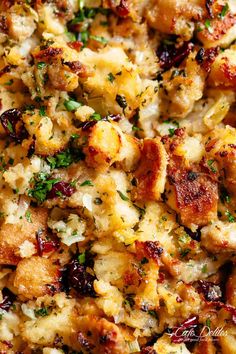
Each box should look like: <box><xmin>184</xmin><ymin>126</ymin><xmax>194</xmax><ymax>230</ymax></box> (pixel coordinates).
<box><xmin>115</xmin><ymin>0</ymin><xmax>129</xmax><ymax>17</ymax></box>
<box><xmin>36</xmin><ymin>230</ymin><xmax>59</xmax><ymax>257</ymax></box>
<box><xmin>184</xmin><ymin>226</ymin><xmax>201</xmax><ymax>241</ymax></box>
<box><xmin>27</xmin><ymin>140</ymin><xmax>35</xmax><ymax>158</ymax></box>
<box><xmin>205</xmin><ymin>0</ymin><xmax>214</xmax><ymax>18</ymax></box>
<box><xmin>195</xmin><ymin>47</ymin><xmax>219</xmax><ymax>73</ymax></box>
<box><xmin>0</xmin><ymin>288</ymin><xmax>16</xmax><ymax>312</ymax></box>
<box><xmin>0</xmin><ymin>65</ymin><xmax>11</xmax><ymax>77</ymax></box>
<box><xmin>157</xmin><ymin>41</ymin><xmax>194</xmax><ymax>71</ymax></box>
<box><xmin>67</xmin><ymin>259</ymin><xmax>96</xmax><ymax>297</ymax></box>
<box><xmin>80</xmin><ymin>120</ymin><xmax>97</xmax><ymax>131</ymax></box>
<box><xmin>170</xmin><ymin>316</ymin><xmax>199</xmax><ymax>343</ymax></box>
<box><xmin>47</xmin><ymin>181</ymin><xmax>75</xmax><ymax>199</ymax></box>
<box><xmin>197</xmin><ymin>280</ymin><xmax>222</xmax><ymax>302</ymax></box>
<box><xmin>0</xmin><ymin>109</ymin><xmax>28</xmax><ymax>143</ymax></box>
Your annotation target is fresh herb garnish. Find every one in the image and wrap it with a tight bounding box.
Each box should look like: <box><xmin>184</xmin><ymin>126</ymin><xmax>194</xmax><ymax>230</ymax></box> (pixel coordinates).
<box><xmin>47</xmin><ymin>149</ymin><xmax>74</xmax><ymax>169</ymax></box>
<box><xmin>207</xmin><ymin>159</ymin><xmax>217</xmax><ymax>173</ymax></box>
<box><xmin>39</xmin><ymin>106</ymin><xmax>46</xmax><ymax>117</ymax></box>
<box><xmin>108</xmin><ymin>72</ymin><xmax>115</xmax><ymax>83</ymax></box>
<box><xmin>219</xmin><ymin>3</ymin><xmax>229</xmax><ymax>19</ymax></box>
<box><xmin>90</xmin><ymin>35</ymin><xmax>108</xmax><ymax>44</ymax></box>
<box><xmin>35</xmin><ymin>307</ymin><xmax>49</xmax><ymax>317</ymax></box>
<box><xmin>25</xmin><ymin>210</ymin><xmax>32</xmax><ymax>223</ymax></box>
<box><xmin>80</xmin><ymin>180</ymin><xmax>94</xmax><ymax>187</ymax></box>
<box><xmin>28</xmin><ymin>173</ymin><xmax>60</xmax><ymax>203</ymax></box>
<box><xmin>225</xmin><ymin>210</ymin><xmax>235</xmax><ymax>223</ymax></box>
<box><xmin>90</xmin><ymin>113</ymin><xmax>102</xmax><ymax>121</ymax></box>
<box><xmin>117</xmin><ymin>190</ymin><xmax>129</xmax><ymax>201</ymax></box>
<box><xmin>37</xmin><ymin>62</ymin><xmax>46</xmax><ymax>70</ymax></box>
<box><xmin>78</xmin><ymin>252</ymin><xmax>86</xmax><ymax>264</ymax></box>
<box><xmin>64</xmin><ymin>99</ymin><xmax>82</xmax><ymax>112</ymax></box>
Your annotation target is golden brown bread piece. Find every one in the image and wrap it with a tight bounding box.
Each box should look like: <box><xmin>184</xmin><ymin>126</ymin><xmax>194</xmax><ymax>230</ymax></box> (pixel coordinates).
<box><xmin>13</xmin><ymin>256</ymin><xmax>60</xmax><ymax>299</ymax></box>
<box><xmin>133</xmin><ymin>138</ymin><xmax>167</xmax><ymax>201</ymax></box>
<box><xmin>0</xmin><ymin>207</ymin><xmax>48</xmax><ymax>265</ymax></box>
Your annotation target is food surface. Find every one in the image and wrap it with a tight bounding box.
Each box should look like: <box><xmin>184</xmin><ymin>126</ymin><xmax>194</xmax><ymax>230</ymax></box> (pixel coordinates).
<box><xmin>0</xmin><ymin>0</ymin><xmax>236</xmax><ymax>353</ymax></box>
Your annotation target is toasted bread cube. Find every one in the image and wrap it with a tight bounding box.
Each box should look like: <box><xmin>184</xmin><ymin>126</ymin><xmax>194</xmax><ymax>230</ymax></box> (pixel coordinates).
<box><xmin>84</xmin><ymin>121</ymin><xmax>121</xmax><ymax>169</ymax></box>
<box><xmin>133</xmin><ymin>138</ymin><xmax>167</xmax><ymax>201</ymax></box>
<box><xmin>208</xmin><ymin>48</ymin><xmax>236</xmax><ymax>89</ymax></box>
<box><xmin>14</xmin><ymin>256</ymin><xmax>60</xmax><ymax>299</ymax></box>
<box><xmin>0</xmin><ymin>207</ymin><xmax>48</xmax><ymax>265</ymax></box>
<box><xmin>70</xmin><ymin>315</ymin><xmax>128</xmax><ymax>354</ymax></box>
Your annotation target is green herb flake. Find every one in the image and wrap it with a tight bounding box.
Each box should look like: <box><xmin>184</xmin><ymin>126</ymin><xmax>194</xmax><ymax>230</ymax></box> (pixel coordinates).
<box><xmin>78</xmin><ymin>252</ymin><xmax>86</xmax><ymax>264</ymax></box>
<box><xmin>64</xmin><ymin>99</ymin><xmax>82</xmax><ymax>112</ymax></box>
<box><xmin>39</xmin><ymin>106</ymin><xmax>46</xmax><ymax>117</ymax></box>
<box><xmin>207</xmin><ymin>159</ymin><xmax>217</xmax><ymax>173</ymax></box>
<box><xmin>6</xmin><ymin>120</ymin><xmax>14</xmax><ymax>133</ymax></box>
<box><xmin>117</xmin><ymin>190</ymin><xmax>129</xmax><ymax>201</ymax></box>
<box><xmin>37</xmin><ymin>62</ymin><xmax>46</xmax><ymax>70</ymax></box>
<box><xmin>225</xmin><ymin>210</ymin><xmax>235</xmax><ymax>223</ymax></box>
<box><xmin>90</xmin><ymin>113</ymin><xmax>102</xmax><ymax>121</ymax></box>
<box><xmin>206</xmin><ymin>318</ymin><xmax>211</xmax><ymax>328</ymax></box>
<box><xmin>168</xmin><ymin>128</ymin><xmax>175</xmax><ymax>137</ymax></box>
<box><xmin>219</xmin><ymin>3</ymin><xmax>229</xmax><ymax>19</ymax></box>
<box><xmin>4</xmin><ymin>79</ymin><xmax>14</xmax><ymax>86</ymax></box>
<box><xmin>25</xmin><ymin>210</ymin><xmax>32</xmax><ymax>223</ymax></box>
<box><xmin>108</xmin><ymin>72</ymin><xmax>115</xmax><ymax>83</ymax></box>
<box><xmin>28</xmin><ymin>175</ymin><xmax>60</xmax><ymax>203</ymax></box>
<box><xmin>90</xmin><ymin>35</ymin><xmax>108</xmax><ymax>44</ymax></box>
<box><xmin>47</xmin><ymin>149</ymin><xmax>74</xmax><ymax>169</ymax></box>
<box><xmin>202</xmin><ymin>264</ymin><xmax>208</xmax><ymax>273</ymax></box>
<box><xmin>205</xmin><ymin>19</ymin><xmax>213</xmax><ymax>33</ymax></box>
<box><xmin>80</xmin><ymin>180</ymin><xmax>94</xmax><ymax>187</ymax></box>
<box><xmin>35</xmin><ymin>307</ymin><xmax>49</xmax><ymax>317</ymax></box>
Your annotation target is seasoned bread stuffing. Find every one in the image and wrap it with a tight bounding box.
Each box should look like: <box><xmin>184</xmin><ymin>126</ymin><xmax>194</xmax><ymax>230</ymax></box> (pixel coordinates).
<box><xmin>0</xmin><ymin>0</ymin><xmax>236</xmax><ymax>353</ymax></box>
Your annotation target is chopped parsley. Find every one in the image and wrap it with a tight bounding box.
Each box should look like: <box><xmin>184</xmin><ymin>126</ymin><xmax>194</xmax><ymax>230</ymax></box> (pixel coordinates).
<box><xmin>219</xmin><ymin>3</ymin><xmax>229</xmax><ymax>19</ymax></box>
<box><xmin>206</xmin><ymin>318</ymin><xmax>211</xmax><ymax>328</ymax></box>
<box><xmin>90</xmin><ymin>35</ymin><xmax>108</xmax><ymax>44</ymax></box>
<box><xmin>220</xmin><ymin>187</ymin><xmax>231</xmax><ymax>204</ymax></box>
<box><xmin>78</xmin><ymin>252</ymin><xmax>86</xmax><ymax>264</ymax></box>
<box><xmin>28</xmin><ymin>173</ymin><xmax>60</xmax><ymax>203</ymax></box>
<box><xmin>25</xmin><ymin>210</ymin><xmax>32</xmax><ymax>223</ymax></box>
<box><xmin>90</xmin><ymin>113</ymin><xmax>102</xmax><ymax>121</ymax></box>
<box><xmin>108</xmin><ymin>72</ymin><xmax>115</xmax><ymax>83</ymax></box>
<box><xmin>4</xmin><ymin>79</ymin><xmax>14</xmax><ymax>86</ymax></box>
<box><xmin>46</xmin><ymin>149</ymin><xmax>74</xmax><ymax>169</ymax></box>
<box><xmin>80</xmin><ymin>180</ymin><xmax>94</xmax><ymax>187</ymax></box>
<box><xmin>202</xmin><ymin>264</ymin><xmax>208</xmax><ymax>273</ymax></box>
<box><xmin>35</xmin><ymin>307</ymin><xmax>49</xmax><ymax>317</ymax></box>
<box><xmin>225</xmin><ymin>210</ymin><xmax>235</xmax><ymax>223</ymax></box>
<box><xmin>168</xmin><ymin>128</ymin><xmax>175</xmax><ymax>137</ymax></box>
<box><xmin>179</xmin><ymin>248</ymin><xmax>190</xmax><ymax>258</ymax></box>
<box><xmin>37</xmin><ymin>62</ymin><xmax>46</xmax><ymax>70</ymax></box>
<box><xmin>117</xmin><ymin>190</ymin><xmax>129</xmax><ymax>201</ymax></box>
<box><xmin>39</xmin><ymin>106</ymin><xmax>46</xmax><ymax>117</ymax></box>
<box><xmin>205</xmin><ymin>19</ymin><xmax>213</xmax><ymax>33</ymax></box>
<box><xmin>207</xmin><ymin>159</ymin><xmax>217</xmax><ymax>173</ymax></box>
<box><xmin>64</xmin><ymin>99</ymin><xmax>82</xmax><ymax>112</ymax></box>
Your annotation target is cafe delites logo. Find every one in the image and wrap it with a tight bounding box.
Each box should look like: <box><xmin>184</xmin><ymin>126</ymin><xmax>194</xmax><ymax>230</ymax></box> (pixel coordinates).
<box><xmin>166</xmin><ymin>316</ymin><xmax>228</xmax><ymax>343</ymax></box>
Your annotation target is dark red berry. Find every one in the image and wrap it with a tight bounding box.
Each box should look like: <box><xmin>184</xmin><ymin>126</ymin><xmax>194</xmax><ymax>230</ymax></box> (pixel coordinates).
<box><xmin>47</xmin><ymin>181</ymin><xmax>75</xmax><ymax>199</ymax></box>
<box><xmin>116</xmin><ymin>0</ymin><xmax>129</xmax><ymax>17</ymax></box>
<box><xmin>197</xmin><ymin>280</ymin><xmax>222</xmax><ymax>302</ymax></box>
<box><xmin>0</xmin><ymin>108</ymin><xmax>28</xmax><ymax>143</ymax></box>
<box><xmin>36</xmin><ymin>230</ymin><xmax>59</xmax><ymax>257</ymax></box>
<box><xmin>0</xmin><ymin>288</ymin><xmax>16</xmax><ymax>312</ymax></box>
<box><xmin>67</xmin><ymin>259</ymin><xmax>96</xmax><ymax>297</ymax></box>
<box><xmin>157</xmin><ymin>41</ymin><xmax>194</xmax><ymax>71</ymax></box>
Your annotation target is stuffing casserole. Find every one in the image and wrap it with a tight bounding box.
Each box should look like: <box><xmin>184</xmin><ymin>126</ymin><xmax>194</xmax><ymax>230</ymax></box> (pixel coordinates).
<box><xmin>0</xmin><ymin>0</ymin><xmax>236</xmax><ymax>353</ymax></box>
